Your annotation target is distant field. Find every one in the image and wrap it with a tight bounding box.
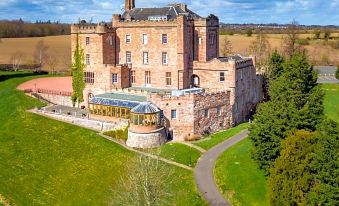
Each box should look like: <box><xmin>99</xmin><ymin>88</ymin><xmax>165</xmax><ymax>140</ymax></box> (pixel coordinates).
<box><xmin>322</xmin><ymin>83</ymin><xmax>339</xmax><ymax>123</ymax></box>
<box><xmin>220</xmin><ymin>33</ymin><xmax>339</xmax><ymax>66</ymax></box>
<box><xmin>0</xmin><ymin>35</ymin><xmax>71</xmax><ymax>71</ymax></box>
<box><xmin>0</xmin><ymin>33</ymin><xmax>338</xmax><ymax>73</ymax></box>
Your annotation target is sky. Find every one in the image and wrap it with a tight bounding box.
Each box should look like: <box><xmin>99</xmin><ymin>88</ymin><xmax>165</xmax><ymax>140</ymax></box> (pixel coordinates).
<box><xmin>0</xmin><ymin>0</ymin><xmax>338</xmax><ymax>25</ymax></box>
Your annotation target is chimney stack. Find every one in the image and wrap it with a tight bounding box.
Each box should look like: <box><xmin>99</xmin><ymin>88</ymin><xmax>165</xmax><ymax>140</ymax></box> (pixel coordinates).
<box><xmin>125</xmin><ymin>0</ymin><xmax>135</xmax><ymax>11</ymax></box>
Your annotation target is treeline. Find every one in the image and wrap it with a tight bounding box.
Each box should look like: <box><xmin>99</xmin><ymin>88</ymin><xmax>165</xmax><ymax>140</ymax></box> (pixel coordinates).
<box><xmin>249</xmin><ymin>49</ymin><xmax>338</xmax><ymax>205</ymax></box>
<box><xmin>0</xmin><ymin>19</ymin><xmax>70</xmax><ymax>38</ymax></box>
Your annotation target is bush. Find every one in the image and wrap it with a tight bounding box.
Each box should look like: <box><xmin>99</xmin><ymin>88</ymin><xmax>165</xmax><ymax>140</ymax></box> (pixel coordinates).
<box><xmin>296</xmin><ymin>38</ymin><xmax>310</xmax><ymax>45</ymax></box>
<box><xmin>104</xmin><ymin>126</ymin><xmax>129</xmax><ymax>142</ymax></box>
<box><xmin>336</xmin><ymin>66</ymin><xmax>339</xmax><ymax>80</ymax></box>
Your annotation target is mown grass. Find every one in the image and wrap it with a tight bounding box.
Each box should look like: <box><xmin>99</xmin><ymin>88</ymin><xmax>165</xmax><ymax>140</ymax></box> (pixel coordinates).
<box><xmin>214</xmin><ymin>138</ymin><xmax>269</xmax><ymax>206</ymax></box>
<box><xmin>322</xmin><ymin>83</ymin><xmax>339</xmax><ymax>123</ymax></box>
<box><xmin>0</xmin><ymin>72</ymin><xmax>205</xmax><ymax>205</ymax></box>
<box><xmin>147</xmin><ymin>143</ymin><xmax>202</xmax><ymax>167</ymax></box>
<box><xmin>193</xmin><ymin>123</ymin><xmax>248</xmax><ymax>150</ymax></box>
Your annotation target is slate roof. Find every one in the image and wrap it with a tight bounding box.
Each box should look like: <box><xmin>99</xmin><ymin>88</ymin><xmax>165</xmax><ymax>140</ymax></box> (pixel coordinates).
<box><xmin>218</xmin><ymin>55</ymin><xmax>246</xmax><ymax>62</ymax></box>
<box><xmin>121</xmin><ymin>5</ymin><xmax>201</xmax><ymax>21</ymax></box>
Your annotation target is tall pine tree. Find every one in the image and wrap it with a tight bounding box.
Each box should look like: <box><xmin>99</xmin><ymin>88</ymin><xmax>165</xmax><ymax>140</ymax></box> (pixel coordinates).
<box><xmin>249</xmin><ymin>52</ymin><xmax>324</xmax><ymax>173</ymax></box>
<box><xmin>71</xmin><ymin>34</ymin><xmax>85</xmax><ymax>107</ymax></box>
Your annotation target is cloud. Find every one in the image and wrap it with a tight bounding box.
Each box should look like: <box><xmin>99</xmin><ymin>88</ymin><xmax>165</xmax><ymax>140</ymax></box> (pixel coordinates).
<box><xmin>0</xmin><ymin>0</ymin><xmax>337</xmax><ymax>25</ymax></box>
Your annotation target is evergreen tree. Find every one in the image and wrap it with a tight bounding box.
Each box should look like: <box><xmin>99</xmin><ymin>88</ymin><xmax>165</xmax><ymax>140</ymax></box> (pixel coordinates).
<box><xmin>71</xmin><ymin>34</ymin><xmax>85</xmax><ymax>107</ymax></box>
<box><xmin>268</xmin><ymin>120</ymin><xmax>339</xmax><ymax>206</ymax></box>
<box><xmin>267</xmin><ymin>50</ymin><xmax>285</xmax><ymax>81</ymax></box>
<box><xmin>249</xmin><ymin>53</ymin><xmax>324</xmax><ymax>173</ymax></box>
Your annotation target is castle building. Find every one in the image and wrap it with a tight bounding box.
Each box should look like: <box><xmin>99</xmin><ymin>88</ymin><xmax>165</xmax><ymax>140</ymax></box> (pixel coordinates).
<box><xmin>70</xmin><ymin>0</ymin><xmax>263</xmax><ymax>147</ymax></box>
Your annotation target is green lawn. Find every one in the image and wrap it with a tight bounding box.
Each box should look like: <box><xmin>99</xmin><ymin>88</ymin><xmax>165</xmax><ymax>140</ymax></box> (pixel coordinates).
<box><xmin>148</xmin><ymin>143</ymin><xmax>202</xmax><ymax>167</ymax></box>
<box><xmin>322</xmin><ymin>83</ymin><xmax>339</xmax><ymax>123</ymax></box>
<box><xmin>0</xmin><ymin>72</ymin><xmax>205</xmax><ymax>205</ymax></box>
<box><xmin>214</xmin><ymin>139</ymin><xmax>269</xmax><ymax>206</ymax></box>
<box><xmin>193</xmin><ymin>123</ymin><xmax>248</xmax><ymax>150</ymax></box>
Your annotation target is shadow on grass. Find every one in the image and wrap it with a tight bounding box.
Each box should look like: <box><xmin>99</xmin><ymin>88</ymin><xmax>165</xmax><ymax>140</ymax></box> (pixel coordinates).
<box><xmin>0</xmin><ymin>72</ymin><xmax>43</xmax><ymax>82</ymax></box>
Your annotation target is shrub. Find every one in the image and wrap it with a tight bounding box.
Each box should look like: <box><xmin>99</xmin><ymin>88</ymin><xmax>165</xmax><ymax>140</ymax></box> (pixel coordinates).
<box><xmin>104</xmin><ymin>126</ymin><xmax>129</xmax><ymax>142</ymax></box>
<box><xmin>296</xmin><ymin>38</ymin><xmax>310</xmax><ymax>45</ymax></box>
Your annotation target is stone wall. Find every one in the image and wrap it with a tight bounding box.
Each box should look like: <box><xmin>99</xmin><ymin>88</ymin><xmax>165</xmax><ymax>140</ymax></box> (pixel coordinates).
<box><xmin>37</xmin><ymin>93</ymin><xmax>73</xmax><ymax>107</ymax></box>
<box><xmin>127</xmin><ymin>128</ymin><xmax>167</xmax><ymax>148</ymax></box>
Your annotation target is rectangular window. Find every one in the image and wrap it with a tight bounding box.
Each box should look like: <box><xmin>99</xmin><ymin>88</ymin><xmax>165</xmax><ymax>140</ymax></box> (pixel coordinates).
<box><xmin>126</xmin><ymin>51</ymin><xmax>132</xmax><ymax>64</ymax></box>
<box><xmin>217</xmin><ymin>107</ymin><xmax>222</xmax><ymax>116</ymax></box>
<box><xmin>171</xmin><ymin>110</ymin><xmax>177</xmax><ymax>120</ymax></box>
<box><xmin>198</xmin><ymin>37</ymin><xmax>202</xmax><ymax>45</ymax></box>
<box><xmin>219</xmin><ymin>72</ymin><xmax>225</xmax><ymax>82</ymax></box>
<box><xmin>162</xmin><ymin>34</ymin><xmax>168</xmax><ymax>44</ymax></box>
<box><xmin>142</xmin><ymin>34</ymin><xmax>148</xmax><ymax>45</ymax></box>
<box><xmin>204</xmin><ymin>109</ymin><xmax>209</xmax><ymax>118</ymax></box>
<box><xmin>85</xmin><ymin>54</ymin><xmax>90</xmax><ymax>65</ymax></box>
<box><xmin>112</xmin><ymin>73</ymin><xmax>118</xmax><ymax>83</ymax></box>
<box><xmin>162</xmin><ymin>52</ymin><xmax>168</xmax><ymax>65</ymax></box>
<box><xmin>166</xmin><ymin>72</ymin><xmax>171</xmax><ymax>86</ymax></box>
<box><xmin>126</xmin><ymin>34</ymin><xmax>131</xmax><ymax>43</ymax></box>
<box><xmin>84</xmin><ymin>72</ymin><xmax>94</xmax><ymax>84</ymax></box>
<box><xmin>143</xmin><ymin>52</ymin><xmax>149</xmax><ymax>64</ymax></box>
<box><xmin>145</xmin><ymin>71</ymin><xmax>151</xmax><ymax>85</ymax></box>
<box><xmin>131</xmin><ymin>70</ymin><xmax>136</xmax><ymax>84</ymax></box>
<box><xmin>86</xmin><ymin>37</ymin><xmax>90</xmax><ymax>45</ymax></box>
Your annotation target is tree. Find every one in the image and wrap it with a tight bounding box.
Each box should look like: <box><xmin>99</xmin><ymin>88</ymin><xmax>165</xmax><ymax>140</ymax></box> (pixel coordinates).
<box><xmin>246</xmin><ymin>29</ymin><xmax>253</xmax><ymax>37</ymax></box>
<box><xmin>268</xmin><ymin>120</ymin><xmax>339</xmax><ymax>206</ymax></box>
<box><xmin>324</xmin><ymin>30</ymin><xmax>331</xmax><ymax>41</ymax></box>
<box><xmin>71</xmin><ymin>34</ymin><xmax>86</xmax><ymax>107</ymax></box>
<box><xmin>267</xmin><ymin>50</ymin><xmax>285</xmax><ymax>81</ymax></box>
<box><xmin>313</xmin><ymin>30</ymin><xmax>321</xmax><ymax>39</ymax></box>
<box><xmin>111</xmin><ymin>154</ymin><xmax>174</xmax><ymax>206</ymax></box>
<box><xmin>10</xmin><ymin>52</ymin><xmax>24</xmax><ymax>71</ymax></box>
<box><xmin>220</xmin><ymin>36</ymin><xmax>232</xmax><ymax>57</ymax></box>
<box><xmin>45</xmin><ymin>54</ymin><xmax>58</xmax><ymax>74</ymax></box>
<box><xmin>282</xmin><ymin>20</ymin><xmax>300</xmax><ymax>58</ymax></box>
<box><xmin>33</xmin><ymin>40</ymin><xmax>49</xmax><ymax>70</ymax></box>
<box><xmin>249</xmin><ymin>53</ymin><xmax>323</xmax><ymax>173</ymax></box>
<box><xmin>249</xmin><ymin>30</ymin><xmax>271</xmax><ymax>71</ymax></box>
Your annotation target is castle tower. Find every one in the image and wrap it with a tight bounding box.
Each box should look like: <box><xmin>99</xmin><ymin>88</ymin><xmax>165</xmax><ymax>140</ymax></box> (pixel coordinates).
<box><xmin>125</xmin><ymin>0</ymin><xmax>135</xmax><ymax>11</ymax></box>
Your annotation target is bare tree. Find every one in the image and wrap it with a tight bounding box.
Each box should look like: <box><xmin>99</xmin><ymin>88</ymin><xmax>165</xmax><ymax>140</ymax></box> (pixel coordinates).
<box><xmin>10</xmin><ymin>52</ymin><xmax>24</xmax><ymax>71</ymax></box>
<box><xmin>220</xmin><ymin>36</ymin><xmax>233</xmax><ymax>57</ymax></box>
<box><xmin>249</xmin><ymin>30</ymin><xmax>271</xmax><ymax>71</ymax></box>
<box><xmin>45</xmin><ymin>54</ymin><xmax>58</xmax><ymax>74</ymax></box>
<box><xmin>111</xmin><ymin>154</ymin><xmax>174</xmax><ymax>206</ymax></box>
<box><xmin>33</xmin><ymin>40</ymin><xmax>49</xmax><ymax>71</ymax></box>
<box><xmin>282</xmin><ymin>20</ymin><xmax>300</xmax><ymax>58</ymax></box>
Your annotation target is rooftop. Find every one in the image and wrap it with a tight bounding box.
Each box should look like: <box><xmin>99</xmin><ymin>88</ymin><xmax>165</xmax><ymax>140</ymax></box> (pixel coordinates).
<box><xmin>89</xmin><ymin>92</ymin><xmax>147</xmax><ymax>108</ymax></box>
<box><xmin>131</xmin><ymin>102</ymin><xmax>160</xmax><ymax>114</ymax></box>
<box><xmin>218</xmin><ymin>55</ymin><xmax>247</xmax><ymax>62</ymax></box>
<box><xmin>121</xmin><ymin>4</ymin><xmax>201</xmax><ymax>21</ymax></box>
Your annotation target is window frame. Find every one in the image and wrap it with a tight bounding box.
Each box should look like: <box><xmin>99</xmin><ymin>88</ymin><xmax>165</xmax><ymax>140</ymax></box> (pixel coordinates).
<box><xmin>112</xmin><ymin>73</ymin><xmax>118</xmax><ymax>84</ymax></box>
<box><xmin>143</xmin><ymin>52</ymin><xmax>149</xmax><ymax>65</ymax></box>
<box><xmin>166</xmin><ymin>72</ymin><xmax>171</xmax><ymax>86</ymax></box>
<box><xmin>85</xmin><ymin>54</ymin><xmax>90</xmax><ymax>65</ymax></box>
<box><xmin>171</xmin><ymin>109</ymin><xmax>177</xmax><ymax>120</ymax></box>
<box><xmin>131</xmin><ymin>70</ymin><xmax>136</xmax><ymax>84</ymax></box>
<box><xmin>217</xmin><ymin>106</ymin><xmax>222</xmax><ymax>116</ymax></box>
<box><xmin>142</xmin><ymin>34</ymin><xmax>148</xmax><ymax>45</ymax></box>
<box><xmin>219</xmin><ymin>72</ymin><xmax>225</xmax><ymax>82</ymax></box>
<box><xmin>204</xmin><ymin>109</ymin><xmax>209</xmax><ymax>118</ymax></box>
<box><xmin>126</xmin><ymin>51</ymin><xmax>132</xmax><ymax>64</ymax></box>
<box><xmin>126</xmin><ymin>34</ymin><xmax>131</xmax><ymax>44</ymax></box>
<box><xmin>162</xmin><ymin>34</ymin><xmax>168</xmax><ymax>44</ymax></box>
<box><xmin>84</xmin><ymin>72</ymin><xmax>94</xmax><ymax>84</ymax></box>
<box><xmin>145</xmin><ymin>71</ymin><xmax>151</xmax><ymax>85</ymax></box>
<box><xmin>162</xmin><ymin>52</ymin><xmax>168</xmax><ymax>65</ymax></box>
<box><xmin>86</xmin><ymin>37</ymin><xmax>90</xmax><ymax>45</ymax></box>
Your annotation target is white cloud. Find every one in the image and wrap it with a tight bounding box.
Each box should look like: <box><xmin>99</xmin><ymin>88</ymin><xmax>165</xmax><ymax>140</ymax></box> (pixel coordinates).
<box><xmin>0</xmin><ymin>0</ymin><xmax>17</xmax><ymax>6</ymax></box>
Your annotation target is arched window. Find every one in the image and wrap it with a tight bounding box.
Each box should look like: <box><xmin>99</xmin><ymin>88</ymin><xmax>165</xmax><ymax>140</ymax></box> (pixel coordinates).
<box><xmin>191</xmin><ymin>75</ymin><xmax>200</xmax><ymax>87</ymax></box>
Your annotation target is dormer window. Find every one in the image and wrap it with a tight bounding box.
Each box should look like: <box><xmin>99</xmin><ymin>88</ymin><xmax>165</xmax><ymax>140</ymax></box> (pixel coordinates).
<box><xmin>148</xmin><ymin>16</ymin><xmax>168</xmax><ymax>21</ymax></box>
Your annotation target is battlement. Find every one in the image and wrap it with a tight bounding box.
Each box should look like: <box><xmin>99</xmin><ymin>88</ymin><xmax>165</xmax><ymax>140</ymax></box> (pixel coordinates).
<box><xmin>71</xmin><ymin>23</ymin><xmax>114</xmax><ymax>34</ymax></box>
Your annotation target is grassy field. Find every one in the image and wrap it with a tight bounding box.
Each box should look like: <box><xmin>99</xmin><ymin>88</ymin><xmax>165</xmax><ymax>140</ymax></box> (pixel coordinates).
<box><xmin>0</xmin><ymin>36</ymin><xmax>71</xmax><ymax>71</ymax></box>
<box><xmin>0</xmin><ymin>71</ymin><xmax>205</xmax><ymax>205</ymax></box>
<box><xmin>214</xmin><ymin>138</ymin><xmax>269</xmax><ymax>206</ymax></box>
<box><xmin>146</xmin><ymin>143</ymin><xmax>202</xmax><ymax>167</ymax></box>
<box><xmin>322</xmin><ymin>83</ymin><xmax>339</xmax><ymax>122</ymax></box>
<box><xmin>220</xmin><ymin>34</ymin><xmax>339</xmax><ymax>66</ymax></box>
<box><xmin>193</xmin><ymin>123</ymin><xmax>248</xmax><ymax>150</ymax></box>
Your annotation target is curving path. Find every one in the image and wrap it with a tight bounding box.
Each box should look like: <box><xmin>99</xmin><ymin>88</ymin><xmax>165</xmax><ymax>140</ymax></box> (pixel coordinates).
<box><xmin>194</xmin><ymin>130</ymin><xmax>249</xmax><ymax>206</ymax></box>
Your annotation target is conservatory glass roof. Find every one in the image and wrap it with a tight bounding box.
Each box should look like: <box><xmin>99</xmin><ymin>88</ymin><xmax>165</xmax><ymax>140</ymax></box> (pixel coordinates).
<box><xmin>89</xmin><ymin>92</ymin><xmax>147</xmax><ymax>108</ymax></box>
